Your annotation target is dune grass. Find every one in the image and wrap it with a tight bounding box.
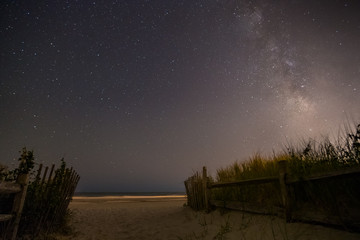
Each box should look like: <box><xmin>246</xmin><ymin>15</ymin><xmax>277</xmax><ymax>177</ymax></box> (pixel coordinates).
<box><xmin>216</xmin><ymin>123</ymin><xmax>360</xmax><ymax>183</ymax></box>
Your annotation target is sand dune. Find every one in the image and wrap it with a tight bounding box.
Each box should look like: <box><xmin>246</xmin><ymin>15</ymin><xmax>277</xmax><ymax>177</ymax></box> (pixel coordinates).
<box><xmin>53</xmin><ymin>196</ymin><xmax>360</xmax><ymax>240</ymax></box>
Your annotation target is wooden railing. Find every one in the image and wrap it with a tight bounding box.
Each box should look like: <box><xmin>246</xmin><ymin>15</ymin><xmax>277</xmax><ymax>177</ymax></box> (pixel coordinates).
<box><xmin>184</xmin><ymin>161</ymin><xmax>360</xmax><ymax>230</ymax></box>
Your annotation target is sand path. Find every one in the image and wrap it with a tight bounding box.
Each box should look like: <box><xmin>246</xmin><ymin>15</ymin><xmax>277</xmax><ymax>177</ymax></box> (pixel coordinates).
<box><xmin>54</xmin><ymin>196</ymin><xmax>360</xmax><ymax>240</ymax></box>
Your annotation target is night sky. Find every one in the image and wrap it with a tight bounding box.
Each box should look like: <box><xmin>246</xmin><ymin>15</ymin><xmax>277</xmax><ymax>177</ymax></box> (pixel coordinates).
<box><xmin>1</xmin><ymin>0</ymin><xmax>359</xmax><ymax>192</ymax></box>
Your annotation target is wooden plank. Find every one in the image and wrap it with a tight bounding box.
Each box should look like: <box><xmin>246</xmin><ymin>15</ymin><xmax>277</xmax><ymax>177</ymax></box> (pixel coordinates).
<box><xmin>209</xmin><ymin>176</ymin><xmax>278</xmax><ymax>189</ymax></box>
<box><xmin>0</xmin><ymin>181</ymin><xmax>21</xmax><ymax>194</ymax></box>
<box><xmin>287</xmin><ymin>167</ymin><xmax>360</xmax><ymax>183</ymax></box>
<box><xmin>184</xmin><ymin>180</ymin><xmax>190</xmax><ymax>206</ymax></box>
<box><xmin>11</xmin><ymin>173</ymin><xmax>29</xmax><ymax>240</ymax></box>
<box><xmin>0</xmin><ymin>214</ymin><xmax>13</xmax><ymax>222</ymax></box>
<box><xmin>202</xmin><ymin>166</ymin><xmax>209</xmax><ymax>211</ymax></box>
<box><xmin>35</xmin><ymin>164</ymin><xmax>43</xmax><ymax>182</ymax></box>
<box><xmin>40</xmin><ymin>166</ymin><xmax>49</xmax><ymax>187</ymax></box>
<box><xmin>210</xmin><ymin>200</ymin><xmax>282</xmax><ymax>216</ymax></box>
<box><xmin>47</xmin><ymin>164</ymin><xmax>55</xmax><ymax>183</ymax></box>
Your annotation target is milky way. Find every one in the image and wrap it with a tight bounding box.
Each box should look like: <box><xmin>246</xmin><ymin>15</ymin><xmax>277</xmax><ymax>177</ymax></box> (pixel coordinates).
<box><xmin>1</xmin><ymin>0</ymin><xmax>359</xmax><ymax>192</ymax></box>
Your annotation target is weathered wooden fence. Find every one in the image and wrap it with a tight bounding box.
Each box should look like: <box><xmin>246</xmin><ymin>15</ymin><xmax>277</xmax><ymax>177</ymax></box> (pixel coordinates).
<box><xmin>184</xmin><ymin>161</ymin><xmax>360</xmax><ymax>230</ymax></box>
<box><xmin>184</xmin><ymin>167</ymin><xmax>209</xmax><ymax>211</ymax></box>
<box><xmin>0</xmin><ymin>162</ymin><xmax>80</xmax><ymax>239</ymax></box>
<box><xmin>19</xmin><ymin>163</ymin><xmax>80</xmax><ymax>236</ymax></box>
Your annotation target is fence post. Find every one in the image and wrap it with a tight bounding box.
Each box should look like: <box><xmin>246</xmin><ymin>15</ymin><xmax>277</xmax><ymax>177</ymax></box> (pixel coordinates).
<box><xmin>278</xmin><ymin>160</ymin><xmax>291</xmax><ymax>222</ymax></box>
<box><xmin>11</xmin><ymin>173</ymin><xmax>29</xmax><ymax>240</ymax></box>
<box><xmin>202</xmin><ymin>166</ymin><xmax>209</xmax><ymax>211</ymax></box>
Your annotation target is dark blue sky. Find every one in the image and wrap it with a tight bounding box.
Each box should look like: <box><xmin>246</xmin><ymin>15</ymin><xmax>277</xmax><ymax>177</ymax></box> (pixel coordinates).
<box><xmin>1</xmin><ymin>0</ymin><xmax>359</xmax><ymax>192</ymax></box>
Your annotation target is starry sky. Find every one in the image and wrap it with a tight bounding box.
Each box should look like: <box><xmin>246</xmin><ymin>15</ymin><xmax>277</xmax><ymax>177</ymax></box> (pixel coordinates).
<box><xmin>1</xmin><ymin>0</ymin><xmax>359</xmax><ymax>192</ymax></box>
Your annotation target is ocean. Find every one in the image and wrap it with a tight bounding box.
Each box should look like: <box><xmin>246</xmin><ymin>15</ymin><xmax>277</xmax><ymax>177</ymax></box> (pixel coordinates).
<box><xmin>74</xmin><ymin>192</ymin><xmax>186</xmax><ymax>197</ymax></box>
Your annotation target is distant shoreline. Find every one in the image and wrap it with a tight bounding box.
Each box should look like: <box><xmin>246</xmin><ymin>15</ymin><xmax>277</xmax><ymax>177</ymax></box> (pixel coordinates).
<box><xmin>72</xmin><ymin>192</ymin><xmax>187</xmax><ymax>201</ymax></box>
<box><xmin>74</xmin><ymin>192</ymin><xmax>185</xmax><ymax>197</ymax></box>
<box><xmin>72</xmin><ymin>195</ymin><xmax>186</xmax><ymax>200</ymax></box>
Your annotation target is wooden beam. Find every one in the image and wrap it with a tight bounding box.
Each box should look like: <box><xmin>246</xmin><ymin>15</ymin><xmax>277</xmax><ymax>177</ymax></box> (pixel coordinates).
<box><xmin>0</xmin><ymin>214</ymin><xmax>13</xmax><ymax>222</ymax></box>
<box><xmin>287</xmin><ymin>167</ymin><xmax>360</xmax><ymax>183</ymax></box>
<box><xmin>11</xmin><ymin>173</ymin><xmax>29</xmax><ymax>240</ymax></box>
<box><xmin>0</xmin><ymin>181</ymin><xmax>21</xmax><ymax>194</ymax></box>
<box><xmin>209</xmin><ymin>176</ymin><xmax>278</xmax><ymax>189</ymax></box>
<box><xmin>209</xmin><ymin>200</ymin><xmax>282</xmax><ymax>215</ymax></box>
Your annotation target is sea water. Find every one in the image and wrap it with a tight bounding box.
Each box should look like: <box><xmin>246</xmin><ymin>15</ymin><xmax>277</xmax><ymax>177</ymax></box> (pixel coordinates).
<box><xmin>74</xmin><ymin>192</ymin><xmax>185</xmax><ymax>197</ymax></box>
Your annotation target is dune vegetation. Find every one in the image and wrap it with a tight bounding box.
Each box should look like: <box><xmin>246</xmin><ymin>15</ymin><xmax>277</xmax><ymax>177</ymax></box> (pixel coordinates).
<box><xmin>216</xmin><ymin>123</ymin><xmax>360</xmax><ymax>183</ymax></box>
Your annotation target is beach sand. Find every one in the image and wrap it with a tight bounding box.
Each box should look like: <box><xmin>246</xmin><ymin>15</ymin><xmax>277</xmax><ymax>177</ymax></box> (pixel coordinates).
<box><xmin>53</xmin><ymin>196</ymin><xmax>360</xmax><ymax>240</ymax></box>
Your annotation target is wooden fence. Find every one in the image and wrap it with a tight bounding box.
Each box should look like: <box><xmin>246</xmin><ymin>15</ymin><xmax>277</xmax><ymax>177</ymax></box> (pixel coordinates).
<box><xmin>0</xmin><ymin>162</ymin><xmax>80</xmax><ymax>239</ymax></box>
<box><xmin>19</xmin><ymin>163</ymin><xmax>80</xmax><ymax>236</ymax></box>
<box><xmin>0</xmin><ymin>173</ymin><xmax>29</xmax><ymax>240</ymax></box>
<box><xmin>184</xmin><ymin>168</ymin><xmax>209</xmax><ymax>211</ymax></box>
<box><xmin>184</xmin><ymin>161</ymin><xmax>360</xmax><ymax>230</ymax></box>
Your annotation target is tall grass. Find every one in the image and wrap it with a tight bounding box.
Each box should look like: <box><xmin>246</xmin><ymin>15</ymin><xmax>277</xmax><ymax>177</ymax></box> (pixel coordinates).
<box><xmin>216</xmin><ymin>123</ymin><xmax>360</xmax><ymax>183</ymax></box>
<box><xmin>216</xmin><ymin>154</ymin><xmax>279</xmax><ymax>182</ymax></box>
<box><xmin>213</xmin><ymin>154</ymin><xmax>282</xmax><ymax>207</ymax></box>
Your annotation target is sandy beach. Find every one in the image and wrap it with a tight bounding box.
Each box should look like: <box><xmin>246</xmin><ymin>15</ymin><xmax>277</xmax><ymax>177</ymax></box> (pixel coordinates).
<box><xmin>54</xmin><ymin>196</ymin><xmax>360</xmax><ymax>240</ymax></box>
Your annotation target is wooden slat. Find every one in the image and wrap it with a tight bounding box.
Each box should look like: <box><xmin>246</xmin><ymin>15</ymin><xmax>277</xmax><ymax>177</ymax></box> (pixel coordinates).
<box><xmin>210</xmin><ymin>200</ymin><xmax>282</xmax><ymax>215</ymax></box>
<box><xmin>209</xmin><ymin>176</ymin><xmax>278</xmax><ymax>189</ymax></box>
<box><xmin>0</xmin><ymin>181</ymin><xmax>21</xmax><ymax>194</ymax></box>
<box><xmin>35</xmin><ymin>164</ymin><xmax>43</xmax><ymax>181</ymax></box>
<box><xmin>287</xmin><ymin>167</ymin><xmax>360</xmax><ymax>183</ymax></box>
<box><xmin>11</xmin><ymin>173</ymin><xmax>29</xmax><ymax>240</ymax></box>
<box><xmin>0</xmin><ymin>214</ymin><xmax>13</xmax><ymax>222</ymax></box>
